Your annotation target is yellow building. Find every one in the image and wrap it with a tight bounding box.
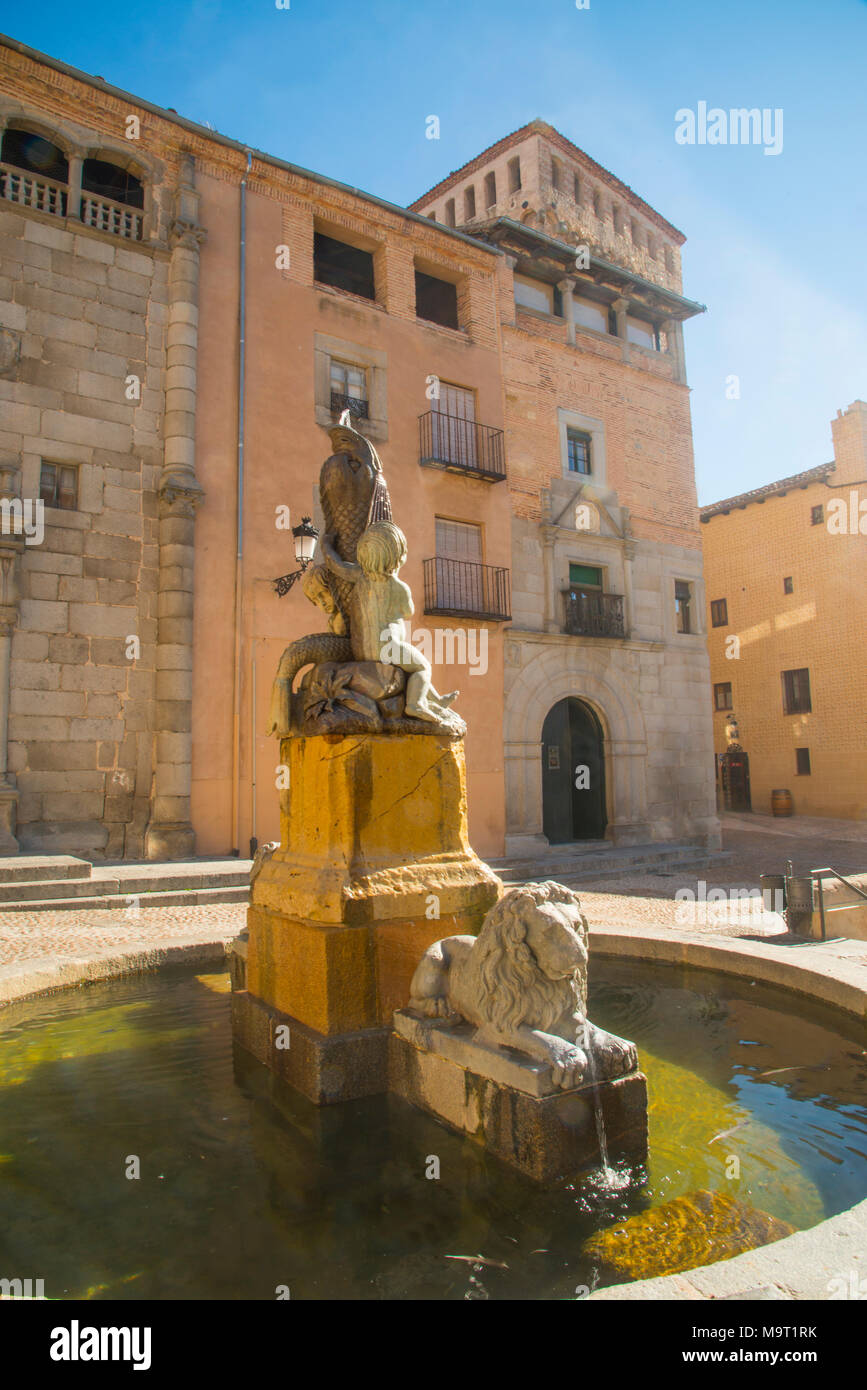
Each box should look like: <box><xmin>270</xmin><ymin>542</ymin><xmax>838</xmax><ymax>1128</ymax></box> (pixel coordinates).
<box><xmin>700</xmin><ymin>401</ymin><xmax>867</xmax><ymax>820</ymax></box>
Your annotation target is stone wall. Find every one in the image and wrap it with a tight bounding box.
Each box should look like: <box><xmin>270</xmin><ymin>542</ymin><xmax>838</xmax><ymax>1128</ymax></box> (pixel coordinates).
<box><xmin>0</xmin><ymin>207</ymin><xmax>168</xmax><ymax>857</ymax></box>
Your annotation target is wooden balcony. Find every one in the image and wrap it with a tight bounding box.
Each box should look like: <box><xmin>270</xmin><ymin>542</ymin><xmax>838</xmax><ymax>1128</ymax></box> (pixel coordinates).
<box><xmin>419</xmin><ymin>411</ymin><xmax>506</xmax><ymax>481</ymax></box>
<box><xmin>562</xmin><ymin>588</ymin><xmax>625</xmax><ymax>638</ymax></box>
<box><xmin>423</xmin><ymin>557</ymin><xmax>511</xmax><ymax>621</ymax></box>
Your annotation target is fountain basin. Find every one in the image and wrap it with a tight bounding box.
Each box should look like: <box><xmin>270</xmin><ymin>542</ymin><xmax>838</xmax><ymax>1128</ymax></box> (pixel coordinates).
<box><xmin>0</xmin><ymin>923</ymin><xmax>864</xmax><ymax>1300</ymax></box>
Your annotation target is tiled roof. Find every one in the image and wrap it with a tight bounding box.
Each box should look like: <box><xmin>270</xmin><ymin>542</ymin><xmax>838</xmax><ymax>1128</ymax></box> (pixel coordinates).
<box><xmin>700</xmin><ymin>463</ymin><xmax>834</xmax><ymax>520</ymax></box>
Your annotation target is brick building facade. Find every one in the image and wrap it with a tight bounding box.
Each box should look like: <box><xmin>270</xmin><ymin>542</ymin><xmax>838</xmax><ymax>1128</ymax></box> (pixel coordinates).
<box><xmin>412</xmin><ymin>123</ymin><xmax>720</xmax><ymax>852</ymax></box>
<box><xmin>0</xmin><ymin>41</ymin><xmax>719</xmax><ymax>860</ymax></box>
<box><xmin>701</xmin><ymin>401</ymin><xmax>867</xmax><ymax>820</ymax></box>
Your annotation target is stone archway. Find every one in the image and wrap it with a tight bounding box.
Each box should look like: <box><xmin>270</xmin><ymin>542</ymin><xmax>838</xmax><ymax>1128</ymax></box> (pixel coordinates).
<box><xmin>504</xmin><ymin>640</ymin><xmax>651</xmax><ymax>852</ymax></box>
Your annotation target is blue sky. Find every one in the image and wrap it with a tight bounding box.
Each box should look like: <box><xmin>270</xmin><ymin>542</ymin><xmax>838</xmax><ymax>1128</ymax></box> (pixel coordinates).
<box><xmin>2</xmin><ymin>0</ymin><xmax>865</xmax><ymax>503</ymax></box>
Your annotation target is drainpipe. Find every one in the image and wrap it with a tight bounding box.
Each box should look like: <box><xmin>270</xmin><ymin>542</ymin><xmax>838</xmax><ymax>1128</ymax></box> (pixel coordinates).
<box><xmin>231</xmin><ymin>149</ymin><xmax>252</xmax><ymax>856</ymax></box>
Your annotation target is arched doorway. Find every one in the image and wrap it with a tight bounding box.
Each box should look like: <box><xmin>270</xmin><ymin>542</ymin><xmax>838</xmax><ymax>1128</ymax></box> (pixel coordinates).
<box><xmin>541</xmin><ymin>698</ymin><xmax>607</xmax><ymax>843</ymax></box>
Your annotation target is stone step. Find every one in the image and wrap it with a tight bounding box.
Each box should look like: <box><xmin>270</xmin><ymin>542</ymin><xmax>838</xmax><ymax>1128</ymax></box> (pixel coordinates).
<box><xmin>0</xmin><ymin>884</ymin><xmax>250</xmax><ymax>914</ymax></box>
<box><xmin>0</xmin><ymin>855</ymin><xmax>92</xmax><ymax>884</ymax></box>
<box><xmin>490</xmin><ymin>844</ymin><xmax>731</xmax><ymax>885</ymax></box>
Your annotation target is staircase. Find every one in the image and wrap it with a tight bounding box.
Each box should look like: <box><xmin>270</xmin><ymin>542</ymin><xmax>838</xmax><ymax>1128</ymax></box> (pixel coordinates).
<box><xmin>488</xmin><ymin>841</ymin><xmax>731</xmax><ymax>888</ymax></box>
<box><xmin>0</xmin><ymin>856</ymin><xmax>252</xmax><ymax>913</ymax></box>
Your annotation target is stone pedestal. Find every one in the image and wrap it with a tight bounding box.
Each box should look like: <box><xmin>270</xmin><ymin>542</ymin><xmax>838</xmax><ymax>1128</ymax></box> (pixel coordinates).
<box><xmin>389</xmin><ymin>1009</ymin><xmax>648</xmax><ymax>1183</ymax></box>
<box><xmin>234</xmin><ymin>731</ymin><xmax>501</xmax><ymax>1103</ymax></box>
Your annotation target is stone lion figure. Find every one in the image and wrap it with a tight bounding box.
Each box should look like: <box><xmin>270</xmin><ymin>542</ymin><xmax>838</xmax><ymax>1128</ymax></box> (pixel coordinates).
<box><xmin>408</xmin><ymin>880</ymin><xmax>637</xmax><ymax>1090</ymax></box>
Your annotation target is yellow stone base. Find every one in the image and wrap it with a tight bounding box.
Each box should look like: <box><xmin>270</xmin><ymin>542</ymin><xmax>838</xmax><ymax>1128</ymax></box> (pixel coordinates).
<box><xmin>246</xmin><ymin>732</ymin><xmax>501</xmax><ymax>1036</ymax></box>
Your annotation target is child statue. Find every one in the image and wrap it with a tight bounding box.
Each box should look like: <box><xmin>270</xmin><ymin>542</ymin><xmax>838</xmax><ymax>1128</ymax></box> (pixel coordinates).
<box><xmin>320</xmin><ymin>519</ymin><xmax>458</xmax><ymax>725</ymax></box>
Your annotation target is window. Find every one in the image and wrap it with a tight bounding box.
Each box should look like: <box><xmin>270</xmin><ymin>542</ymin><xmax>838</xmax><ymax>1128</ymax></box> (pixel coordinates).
<box><xmin>573</xmin><ymin>173</ymin><xmax>581</xmax><ymax>203</ymax></box>
<box><xmin>626</xmin><ymin>316</ymin><xmax>660</xmax><ymax>350</ymax></box>
<box><xmin>796</xmin><ymin>748</ymin><xmax>811</xmax><ymax>776</ymax></box>
<box><xmin>429</xmin><ymin>382</ymin><xmax>478</xmax><ymax>469</ymax></box>
<box><xmin>714</xmin><ymin>682</ymin><xmax>733</xmax><ymax>711</ymax></box>
<box><xmin>1</xmin><ymin>129</ymin><xmax>68</xmax><ymax>217</ymax></box>
<box><xmin>783</xmin><ymin>576</ymin><xmax>794</xmax><ymax>594</ymax></box>
<box><xmin>550</xmin><ymin>158</ymin><xmax>561</xmax><ymax>192</ymax></box>
<box><xmin>484</xmin><ymin>171</ymin><xmax>496</xmax><ymax>208</ymax></box>
<box><xmin>314</xmin><ymin>232</ymin><xmax>376</xmax><ymax>300</ymax></box>
<box><xmin>330</xmin><ymin>361</ymin><xmax>368</xmax><ymax>419</ymax></box>
<box><xmin>612</xmin><ymin>205</ymin><xmax>624</xmax><ymax>235</ymax></box>
<box><xmin>415</xmin><ymin>270</ymin><xmax>459</xmax><ymax>329</ymax></box>
<box><xmin>630</xmin><ymin>220</ymin><xmax>641</xmax><ymax>247</ymax></box>
<box><xmin>464</xmin><ymin>185</ymin><xmax>476</xmax><ymax>220</ymax></box>
<box><xmin>558</xmin><ymin>408</ymin><xmax>606</xmax><ymax>485</ymax></box>
<box><xmin>592</xmin><ymin>190</ymin><xmax>602</xmax><ymax>217</ymax></box>
<box><xmin>647</xmin><ymin>236</ymin><xmax>657</xmax><ymax>261</ymax></box>
<box><xmin>433</xmin><ymin>518</ymin><xmax>488</xmax><ymax>614</ymax></box>
<box><xmin>782</xmin><ymin>668</ymin><xmax>811</xmax><ymax>714</ymax></box>
<box><xmin>664</xmin><ymin>247</ymin><xmax>675</xmax><ymax>272</ymax></box>
<box><xmin>436</xmin><ymin>517</ymin><xmax>483</xmax><ymax>562</ymax></box>
<box><xmin>569</xmin><ymin>563</ymin><xmax>602</xmax><ymax>592</ymax></box>
<box><xmin>40</xmin><ymin>461</ymin><xmax>78</xmax><ymax>510</ymax></box>
<box><xmin>81</xmin><ymin>159</ymin><xmax>143</xmax><ymax>209</ymax></box>
<box><xmin>710</xmin><ymin>598</ymin><xmax>728</xmax><ymax>627</ymax></box>
<box><xmin>514</xmin><ymin>275</ymin><xmax>555</xmax><ymax>315</ymax></box>
<box><xmin>572</xmin><ymin>296</ymin><xmax>608</xmax><ymax>334</ymax></box>
<box><xmin>675</xmin><ymin>580</ymin><xmax>693</xmax><ymax>633</ymax></box>
<box><xmin>444</xmin><ymin>198</ymin><xmax>456</xmax><ymax>228</ymax></box>
<box><xmin>2</xmin><ymin>129</ymin><xmax>68</xmax><ymax>183</ymax></box>
<box><xmin>314</xmin><ymin>332</ymin><xmax>387</xmax><ymax>440</ymax></box>
<box><xmin>811</xmin><ymin>504</ymin><xmax>824</xmax><ymax>525</ymax></box>
<box><xmin>508</xmin><ymin>157</ymin><xmax>521</xmax><ymax>193</ymax></box>
<box><xmin>566</xmin><ymin>429</ymin><xmax>592</xmax><ymax>476</ymax></box>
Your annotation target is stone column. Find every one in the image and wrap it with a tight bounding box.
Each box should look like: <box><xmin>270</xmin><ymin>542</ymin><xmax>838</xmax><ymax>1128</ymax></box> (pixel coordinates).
<box><xmin>0</xmin><ymin>462</ymin><xmax>22</xmax><ymax>853</ymax></box>
<box><xmin>662</xmin><ymin>318</ymin><xmax>686</xmax><ymax>384</ymax></box>
<box><xmin>144</xmin><ymin>157</ymin><xmax>205</xmax><ymax>861</ymax></box>
<box><xmin>67</xmin><ymin>152</ymin><xmax>83</xmax><ymax>222</ymax></box>
<box><xmin>557</xmin><ymin>276</ymin><xmax>576</xmax><ymax>344</ymax></box>
<box><xmin>622</xmin><ymin>537</ymin><xmax>636</xmax><ymax>639</ymax></box>
<box><xmin>612</xmin><ymin>296</ymin><xmax>631</xmax><ymax>364</ymax></box>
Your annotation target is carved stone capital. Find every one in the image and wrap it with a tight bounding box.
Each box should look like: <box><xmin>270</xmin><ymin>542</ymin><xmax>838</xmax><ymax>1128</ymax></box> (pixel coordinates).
<box><xmin>159</xmin><ymin>475</ymin><xmax>204</xmax><ymax>519</ymax></box>
<box><xmin>169</xmin><ymin>218</ymin><xmax>207</xmax><ymax>251</ymax></box>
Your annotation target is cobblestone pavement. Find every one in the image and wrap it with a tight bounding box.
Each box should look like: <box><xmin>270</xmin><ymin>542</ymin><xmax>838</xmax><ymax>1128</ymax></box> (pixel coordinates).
<box><xmin>0</xmin><ymin>812</ymin><xmax>863</xmax><ymax>974</ymax></box>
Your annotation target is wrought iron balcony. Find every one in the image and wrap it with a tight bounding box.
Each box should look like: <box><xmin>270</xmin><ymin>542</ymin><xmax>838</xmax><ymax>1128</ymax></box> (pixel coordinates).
<box><xmin>419</xmin><ymin>411</ymin><xmax>506</xmax><ymax>481</ymax></box>
<box><xmin>423</xmin><ymin>557</ymin><xmax>511</xmax><ymax>621</ymax></box>
<box><xmin>330</xmin><ymin>390</ymin><xmax>369</xmax><ymax>420</ymax></box>
<box><xmin>563</xmin><ymin>589</ymin><xmax>625</xmax><ymax>638</ymax></box>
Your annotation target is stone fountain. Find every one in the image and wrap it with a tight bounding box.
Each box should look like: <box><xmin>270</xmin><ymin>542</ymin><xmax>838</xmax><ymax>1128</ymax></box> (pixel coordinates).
<box><xmin>230</xmin><ymin>417</ymin><xmax>647</xmax><ymax>1181</ymax></box>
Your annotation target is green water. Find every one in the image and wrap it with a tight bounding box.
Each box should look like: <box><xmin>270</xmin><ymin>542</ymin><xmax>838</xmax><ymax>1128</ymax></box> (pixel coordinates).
<box><xmin>0</xmin><ymin>962</ymin><xmax>864</xmax><ymax>1300</ymax></box>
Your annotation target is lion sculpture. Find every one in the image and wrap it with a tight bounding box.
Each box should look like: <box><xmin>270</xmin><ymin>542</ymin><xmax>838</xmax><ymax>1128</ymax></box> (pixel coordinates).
<box><xmin>408</xmin><ymin>880</ymin><xmax>637</xmax><ymax>1090</ymax></box>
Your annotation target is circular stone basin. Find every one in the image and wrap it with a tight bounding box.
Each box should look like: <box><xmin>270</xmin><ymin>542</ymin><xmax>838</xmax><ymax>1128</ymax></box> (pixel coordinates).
<box><xmin>0</xmin><ymin>960</ymin><xmax>864</xmax><ymax>1300</ymax></box>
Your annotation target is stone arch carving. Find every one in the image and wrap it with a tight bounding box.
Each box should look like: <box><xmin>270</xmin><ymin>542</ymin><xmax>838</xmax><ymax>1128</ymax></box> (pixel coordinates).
<box><xmin>504</xmin><ymin>644</ymin><xmax>649</xmax><ymax>845</ymax></box>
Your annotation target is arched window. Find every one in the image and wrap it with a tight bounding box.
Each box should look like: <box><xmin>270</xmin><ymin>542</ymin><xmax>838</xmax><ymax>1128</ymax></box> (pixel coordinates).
<box><xmin>80</xmin><ymin>158</ymin><xmax>144</xmax><ymax>238</ymax></box>
<box><xmin>0</xmin><ymin>128</ymin><xmax>68</xmax><ymax>214</ymax></box>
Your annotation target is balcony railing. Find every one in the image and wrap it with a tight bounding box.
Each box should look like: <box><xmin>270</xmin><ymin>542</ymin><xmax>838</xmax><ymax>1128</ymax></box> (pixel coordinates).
<box><xmin>419</xmin><ymin>410</ymin><xmax>506</xmax><ymax>481</ymax></box>
<box><xmin>330</xmin><ymin>390</ymin><xmax>369</xmax><ymax>420</ymax></box>
<box><xmin>563</xmin><ymin>589</ymin><xmax>625</xmax><ymax>638</ymax></box>
<box><xmin>423</xmin><ymin>557</ymin><xmax>511</xmax><ymax>621</ymax></box>
<box><xmin>80</xmin><ymin>193</ymin><xmax>143</xmax><ymax>241</ymax></box>
<box><xmin>0</xmin><ymin>163</ymin><xmax>143</xmax><ymax>240</ymax></box>
<box><xmin>0</xmin><ymin>164</ymin><xmax>67</xmax><ymax>216</ymax></box>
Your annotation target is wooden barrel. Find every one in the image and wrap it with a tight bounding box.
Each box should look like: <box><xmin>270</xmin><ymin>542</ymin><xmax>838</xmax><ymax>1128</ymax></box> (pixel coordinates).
<box><xmin>771</xmin><ymin>788</ymin><xmax>794</xmax><ymax>817</ymax></box>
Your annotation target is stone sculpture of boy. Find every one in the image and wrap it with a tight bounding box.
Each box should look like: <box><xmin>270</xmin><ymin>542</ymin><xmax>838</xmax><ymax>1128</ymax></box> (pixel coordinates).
<box><xmin>321</xmin><ymin>520</ymin><xmax>458</xmax><ymax>724</ymax></box>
